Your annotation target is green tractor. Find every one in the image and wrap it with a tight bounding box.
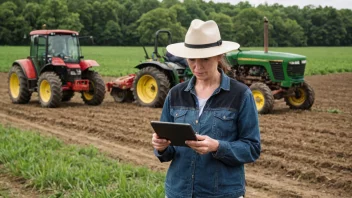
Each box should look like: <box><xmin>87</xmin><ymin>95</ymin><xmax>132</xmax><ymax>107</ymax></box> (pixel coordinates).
<box><xmin>107</xmin><ymin>30</ymin><xmax>193</xmax><ymax>107</ymax></box>
<box><xmin>227</xmin><ymin>50</ymin><xmax>314</xmax><ymax>114</ymax></box>
<box><xmin>108</xmin><ymin>18</ymin><xmax>314</xmax><ymax>114</ymax></box>
<box><xmin>132</xmin><ymin>30</ymin><xmax>193</xmax><ymax>107</ymax></box>
<box><xmin>226</xmin><ymin>18</ymin><xmax>314</xmax><ymax>113</ymax></box>
<box><xmin>8</xmin><ymin>29</ymin><xmax>105</xmax><ymax>108</ymax></box>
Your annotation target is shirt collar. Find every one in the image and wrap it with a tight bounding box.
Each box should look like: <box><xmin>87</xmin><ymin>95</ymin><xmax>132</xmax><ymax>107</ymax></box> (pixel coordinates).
<box><xmin>184</xmin><ymin>69</ymin><xmax>230</xmax><ymax>92</ymax></box>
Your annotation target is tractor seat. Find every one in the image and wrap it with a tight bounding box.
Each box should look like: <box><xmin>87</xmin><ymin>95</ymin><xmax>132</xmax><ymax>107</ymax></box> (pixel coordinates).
<box><xmin>165</xmin><ymin>52</ymin><xmax>188</xmax><ymax>68</ymax></box>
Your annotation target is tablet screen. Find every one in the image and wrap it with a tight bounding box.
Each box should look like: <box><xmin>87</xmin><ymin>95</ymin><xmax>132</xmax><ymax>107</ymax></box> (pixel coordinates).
<box><xmin>151</xmin><ymin>121</ymin><xmax>197</xmax><ymax>147</ymax></box>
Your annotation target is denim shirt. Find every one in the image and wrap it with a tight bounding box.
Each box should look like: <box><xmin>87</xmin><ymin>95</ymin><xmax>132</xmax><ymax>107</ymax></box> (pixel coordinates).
<box><xmin>154</xmin><ymin>70</ymin><xmax>261</xmax><ymax>198</ymax></box>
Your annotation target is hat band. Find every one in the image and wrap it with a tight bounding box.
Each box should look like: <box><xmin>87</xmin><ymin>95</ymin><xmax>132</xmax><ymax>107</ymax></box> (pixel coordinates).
<box><xmin>184</xmin><ymin>40</ymin><xmax>222</xmax><ymax>49</ymax></box>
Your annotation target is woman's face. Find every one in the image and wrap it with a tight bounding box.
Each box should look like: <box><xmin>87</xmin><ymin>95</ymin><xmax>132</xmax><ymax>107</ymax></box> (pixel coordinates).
<box><xmin>187</xmin><ymin>55</ymin><xmax>222</xmax><ymax>80</ymax></box>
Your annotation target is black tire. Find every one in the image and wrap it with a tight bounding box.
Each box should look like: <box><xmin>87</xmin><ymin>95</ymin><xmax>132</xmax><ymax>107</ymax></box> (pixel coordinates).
<box><xmin>62</xmin><ymin>90</ymin><xmax>75</xmax><ymax>102</ymax></box>
<box><xmin>111</xmin><ymin>88</ymin><xmax>133</xmax><ymax>103</ymax></box>
<box><xmin>133</xmin><ymin>67</ymin><xmax>170</xmax><ymax>107</ymax></box>
<box><xmin>8</xmin><ymin>65</ymin><xmax>32</xmax><ymax>104</ymax></box>
<box><xmin>81</xmin><ymin>70</ymin><xmax>105</xmax><ymax>105</ymax></box>
<box><xmin>284</xmin><ymin>81</ymin><xmax>315</xmax><ymax>110</ymax></box>
<box><xmin>38</xmin><ymin>72</ymin><xmax>62</xmax><ymax>108</ymax></box>
<box><xmin>250</xmin><ymin>82</ymin><xmax>274</xmax><ymax>114</ymax></box>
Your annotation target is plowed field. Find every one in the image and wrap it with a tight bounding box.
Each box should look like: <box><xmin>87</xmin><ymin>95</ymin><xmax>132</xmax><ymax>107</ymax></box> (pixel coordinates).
<box><xmin>0</xmin><ymin>72</ymin><xmax>351</xmax><ymax>198</ymax></box>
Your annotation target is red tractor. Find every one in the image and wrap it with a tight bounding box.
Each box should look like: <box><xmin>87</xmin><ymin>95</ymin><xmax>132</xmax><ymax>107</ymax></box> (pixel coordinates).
<box><xmin>8</xmin><ymin>30</ymin><xmax>105</xmax><ymax>108</ymax></box>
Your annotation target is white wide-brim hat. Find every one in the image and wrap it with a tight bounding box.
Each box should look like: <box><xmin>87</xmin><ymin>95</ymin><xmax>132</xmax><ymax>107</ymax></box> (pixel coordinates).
<box><xmin>166</xmin><ymin>19</ymin><xmax>240</xmax><ymax>59</ymax></box>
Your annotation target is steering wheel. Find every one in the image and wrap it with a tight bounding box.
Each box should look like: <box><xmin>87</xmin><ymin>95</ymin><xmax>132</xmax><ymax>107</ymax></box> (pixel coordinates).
<box><xmin>57</xmin><ymin>53</ymin><xmax>66</xmax><ymax>59</ymax></box>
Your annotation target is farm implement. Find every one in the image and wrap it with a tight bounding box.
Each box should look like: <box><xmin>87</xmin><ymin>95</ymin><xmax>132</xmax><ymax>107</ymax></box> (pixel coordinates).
<box><xmin>107</xmin><ymin>18</ymin><xmax>315</xmax><ymax>114</ymax></box>
<box><xmin>106</xmin><ymin>74</ymin><xmax>135</xmax><ymax>103</ymax></box>
<box><xmin>8</xmin><ymin>29</ymin><xmax>105</xmax><ymax>108</ymax></box>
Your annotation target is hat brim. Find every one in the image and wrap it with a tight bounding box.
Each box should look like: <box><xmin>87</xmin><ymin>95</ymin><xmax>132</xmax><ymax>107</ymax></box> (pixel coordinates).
<box><xmin>166</xmin><ymin>41</ymin><xmax>240</xmax><ymax>59</ymax></box>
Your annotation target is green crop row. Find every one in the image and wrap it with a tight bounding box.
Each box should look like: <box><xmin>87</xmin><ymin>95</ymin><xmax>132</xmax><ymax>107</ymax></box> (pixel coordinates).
<box><xmin>0</xmin><ymin>46</ymin><xmax>351</xmax><ymax>77</ymax></box>
<box><xmin>0</xmin><ymin>125</ymin><xmax>165</xmax><ymax>198</ymax></box>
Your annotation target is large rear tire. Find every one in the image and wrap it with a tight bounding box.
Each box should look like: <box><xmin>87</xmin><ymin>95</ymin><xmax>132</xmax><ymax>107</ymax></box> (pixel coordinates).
<box><xmin>38</xmin><ymin>72</ymin><xmax>62</xmax><ymax>108</ymax></box>
<box><xmin>8</xmin><ymin>65</ymin><xmax>32</xmax><ymax>104</ymax></box>
<box><xmin>250</xmin><ymin>82</ymin><xmax>274</xmax><ymax>114</ymax></box>
<box><xmin>81</xmin><ymin>70</ymin><xmax>105</xmax><ymax>105</ymax></box>
<box><xmin>133</xmin><ymin>67</ymin><xmax>170</xmax><ymax>107</ymax></box>
<box><xmin>284</xmin><ymin>81</ymin><xmax>315</xmax><ymax>110</ymax></box>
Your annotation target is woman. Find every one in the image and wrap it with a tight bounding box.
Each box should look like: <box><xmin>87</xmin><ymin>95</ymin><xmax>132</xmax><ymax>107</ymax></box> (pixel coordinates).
<box><xmin>152</xmin><ymin>19</ymin><xmax>261</xmax><ymax>198</ymax></box>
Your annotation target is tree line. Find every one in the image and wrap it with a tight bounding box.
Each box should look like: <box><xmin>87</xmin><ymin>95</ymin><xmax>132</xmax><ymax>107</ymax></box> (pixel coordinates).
<box><xmin>1</xmin><ymin>0</ymin><xmax>351</xmax><ymax>47</ymax></box>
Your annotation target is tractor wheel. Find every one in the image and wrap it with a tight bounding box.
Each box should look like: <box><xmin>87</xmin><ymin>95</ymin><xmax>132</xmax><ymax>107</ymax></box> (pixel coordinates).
<box><xmin>38</xmin><ymin>72</ymin><xmax>62</xmax><ymax>108</ymax></box>
<box><xmin>8</xmin><ymin>65</ymin><xmax>32</xmax><ymax>104</ymax></box>
<box><xmin>111</xmin><ymin>88</ymin><xmax>133</xmax><ymax>103</ymax></box>
<box><xmin>81</xmin><ymin>70</ymin><xmax>105</xmax><ymax>105</ymax></box>
<box><xmin>133</xmin><ymin>67</ymin><xmax>170</xmax><ymax>107</ymax></box>
<box><xmin>62</xmin><ymin>90</ymin><xmax>75</xmax><ymax>102</ymax></box>
<box><xmin>284</xmin><ymin>81</ymin><xmax>315</xmax><ymax>110</ymax></box>
<box><xmin>250</xmin><ymin>82</ymin><xmax>274</xmax><ymax>114</ymax></box>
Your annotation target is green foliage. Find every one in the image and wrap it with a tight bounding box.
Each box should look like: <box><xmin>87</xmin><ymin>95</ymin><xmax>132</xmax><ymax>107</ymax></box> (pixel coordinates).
<box><xmin>37</xmin><ymin>0</ymin><xmax>83</xmax><ymax>31</ymax></box>
<box><xmin>0</xmin><ymin>2</ymin><xmax>30</xmax><ymax>45</ymax></box>
<box><xmin>208</xmin><ymin>12</ymin><xmax>233</xmax><ymax>41</ymax></box>
<box><xmin>0</xmin><ymin>125</ymin><xmax>165</xmax><ymax>197</ymax></box>
<box><xmin>161</xmin><ymin>0</ymin><xmax>181</xmax><ymax>8</ymax></box>
<box><xmin>233</xmin><ymin>8</ymin><xmax>264</xmax><ymax>45</ymax></box>
<box><xmin>137</xmin><ymin>8</ymin><xmax>186</xmax><ymax>45</ymax></box>
<box><xmin>327</xmin><ymin>109</ymin><xmax>341</xmax><ymax>114</ymax></box>
<box><xmin>0</xmin><ymin>0</ymin><xmax>352</xmax><ymax>46</ymax></box>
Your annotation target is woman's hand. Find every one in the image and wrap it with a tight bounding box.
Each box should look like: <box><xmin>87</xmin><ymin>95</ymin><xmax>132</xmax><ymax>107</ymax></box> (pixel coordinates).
<box><xmin>152</xmin><ymin>133</ymin><xmax>171</xmax><ymax>152</ymax></box>
<box><xmin>186</xmin><ymin>135</ymin><xmax>219</xmax><ymax>155</ymax></box>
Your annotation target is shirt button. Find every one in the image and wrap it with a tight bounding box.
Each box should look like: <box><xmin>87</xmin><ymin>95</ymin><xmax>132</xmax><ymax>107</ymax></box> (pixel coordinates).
<box><xmin>195</xmin><ymin>120</ymin><xmax>198</xmax><ymax>124</ymax></box>
<box><xmin>176</xmin><ymin>113</ymin><xmax>178</xmax><ymax>116</ymax></box>
<box><xmin>192</xmin><ymin>175</ymin><xmax>194</xmax><ymax>179</ymax></box>
<box><xmin>223</xmin><ymin>116</ymin><xmax>226</xmax><ymax>119</ymax></box>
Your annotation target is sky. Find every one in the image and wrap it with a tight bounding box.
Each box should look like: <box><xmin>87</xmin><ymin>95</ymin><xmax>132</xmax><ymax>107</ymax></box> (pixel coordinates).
<box><xmin>210</xmin><ymin>0</ymin><xmax>352</xmax><ymax>10</ymax></box>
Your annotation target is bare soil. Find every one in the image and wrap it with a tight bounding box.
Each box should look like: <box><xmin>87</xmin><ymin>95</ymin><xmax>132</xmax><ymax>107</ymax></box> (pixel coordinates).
<box><xmin>0</xmin><ymin>165</ymin><xmax>39</xmax><ymax>198</ymax></box>
<box><xmin>0</xmin><ymin>72</ymin><xmax>351</xmax><ymax>198</ymax></box>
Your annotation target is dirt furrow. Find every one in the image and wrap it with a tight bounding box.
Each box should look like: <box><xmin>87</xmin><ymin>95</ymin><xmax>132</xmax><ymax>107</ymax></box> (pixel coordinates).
<box><xmin>1</xmin><ymin>72</ymin><xmax>352</xmax><ymax>197</ymax></box>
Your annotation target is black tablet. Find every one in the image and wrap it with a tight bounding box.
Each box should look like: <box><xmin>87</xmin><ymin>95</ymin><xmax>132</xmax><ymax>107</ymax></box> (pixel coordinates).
<box><xmin>150</xmin><ymin>121</ymin><xmax>197</xmax><ymax>147</ymax></box>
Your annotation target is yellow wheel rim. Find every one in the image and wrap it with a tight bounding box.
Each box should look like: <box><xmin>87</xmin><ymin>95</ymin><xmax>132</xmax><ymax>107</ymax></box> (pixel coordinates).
<box><xmin>137</xmin><ymin>75</ymin><xmax>158</xmax><ymax>104</ymax></box>
<box><xmin>9</xmin><ymin>73</ymin><xmax>20</xmax><ymax>98</ymax></box>
<box><xmin>252</xmin><ymin>90</ymin><xmax>265</xmax><ymax>111</ymax></box>
<box><xmin>83</xmin><ymin>82</ymin><xmax>95</xmax><ymax>101</ymax></box>
<box><xmin>288</xmin><ymin>88</ymin><xmax>306</xmax><ymax>106</ymax></box>
<box><xmin>40</xmin><ymin>80</ymin><xmax>51</xmax><ymax>102</ymax></box>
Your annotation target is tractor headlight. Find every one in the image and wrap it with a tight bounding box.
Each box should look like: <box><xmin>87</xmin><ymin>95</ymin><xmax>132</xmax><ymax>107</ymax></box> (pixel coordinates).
<box><xmin>289</xmin><ymin>61</ymin><xmax>300</xmax><ymax>65</ymax></box>
<box><xmin>301</xmin><ymin>60</ymin><xmax>307</xmax><ymax>64</ymax></box>
<box><xmin>69</xmin><ymin>69</ymin><xmax>81</xmax><ymax>75</ymax></box>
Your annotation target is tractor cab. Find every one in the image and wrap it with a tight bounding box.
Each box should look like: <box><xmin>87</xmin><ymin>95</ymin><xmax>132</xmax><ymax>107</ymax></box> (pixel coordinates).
<box><xmin>29</xmin><ymin>30</ymin><xmax>81</xmax><ymax>70</ymax></box>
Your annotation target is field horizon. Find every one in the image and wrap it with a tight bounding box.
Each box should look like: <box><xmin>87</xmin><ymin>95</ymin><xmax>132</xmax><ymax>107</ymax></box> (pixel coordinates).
<box><xmin>1</xmin><ymin>46</ymin><xmax>351</xmax><ymax>77</ymax></box>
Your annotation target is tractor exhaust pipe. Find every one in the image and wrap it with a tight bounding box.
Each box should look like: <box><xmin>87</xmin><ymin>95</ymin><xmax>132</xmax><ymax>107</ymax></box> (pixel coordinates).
<box><xmin>264</xmin><ymin>17</ymin><xmax>268</xmax><ymax>53</ymax></box>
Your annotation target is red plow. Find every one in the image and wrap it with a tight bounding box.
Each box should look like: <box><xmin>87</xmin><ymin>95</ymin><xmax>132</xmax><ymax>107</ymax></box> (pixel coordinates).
<box><xmin>106</xmin><ymin>74</ymin><xmax>135</xmax><ymax>102</ymax></box>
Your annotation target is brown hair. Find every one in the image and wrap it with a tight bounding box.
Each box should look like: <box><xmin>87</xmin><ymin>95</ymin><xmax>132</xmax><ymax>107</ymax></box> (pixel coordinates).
<box><xmin>218</xmin><ymin>55</ymin><xmax>231</xmax><ymax>74</ymax></box>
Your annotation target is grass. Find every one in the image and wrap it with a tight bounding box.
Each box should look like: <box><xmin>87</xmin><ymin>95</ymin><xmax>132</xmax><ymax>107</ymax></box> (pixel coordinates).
<box><xmin>313</xmin><ymin>108</ymin><xmax>343</xmax><ymax>114</ymax></box>
<box><xmin>0</xmin><ymin>188</ymin><xmax>10</xmax><ymax>198</ymax></box>
<box><xmin>0</xmin><ymin>46</ymin><xmax>351</xmax><ymax>77</ymax></box>
<box><xmin>327</xmin><ymin>109</ymin><xmax>342</xmax><ymax>114</ymax></box>
<box><xmin>0</xmin><ymin>124</ymin><xmax>165</xmax><ymax>197</ymax></box>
